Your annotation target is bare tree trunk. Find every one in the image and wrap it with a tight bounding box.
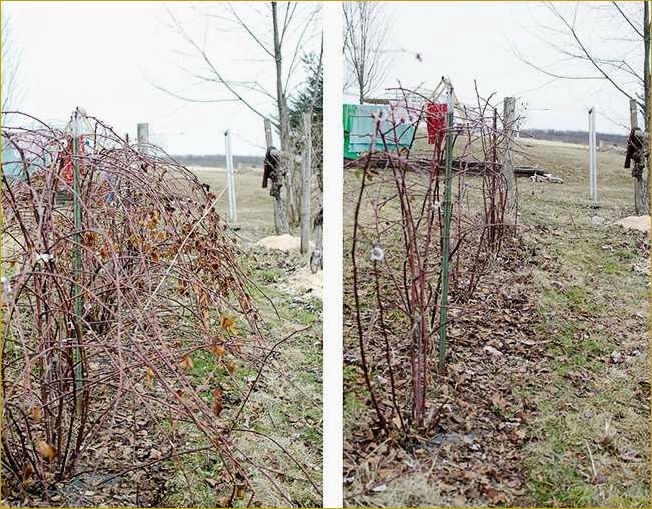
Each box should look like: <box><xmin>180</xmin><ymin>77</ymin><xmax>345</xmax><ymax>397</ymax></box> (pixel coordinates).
<box><xmin>355</xmin><ymin>14</ymin><xmax>367</xmax><ymax>104</ymax></box>
<box><xmin>645</xmin><ymin>1</ymin><xmax>650</xmax><ymax>132</ymax></box>
<box><xmin>264</xmin><ymin>118</ymin><xmax>289</xmax><ymax>235</ymax></box>
<box><xmin>288</xmin><ymin>157</ymin><xmax>299</xmax><ymax>225</ymax></box>
<box><xmin>271</xmin><ymin>1</ymin><xmax>296</xmax><ymax>228</ymax></box>
<box><xmin>641</xmin><ymin>1</ymin><xmax>650</xmax><ymax>214</ymax></box>
<box><xmin>272</xmin><ymin>2</ymin><xmax>288</xmax><ymax>143</ymax></box>
<box><xmin>273</xmin><ymin>188</ymin><xmax>289</xmax><ymax>234</ymax></box>
<box><xmin>310</xmin><ymin>116</ymin><xmax>323</xmax><ymax>273</ymax></box>
<box><xmin>630</xmin><ymin>98</ymin><xmax>645</xmax><ymax>213</ymax></box>
<box><xmin>310</xmin><ymin>210</ymin><xmax>323</xmax><ymax>274</ymax></box>
<box><xmin>300</xmin><ymin>113</ymin><xmax>312</xmax><ymax>254</ymax></box>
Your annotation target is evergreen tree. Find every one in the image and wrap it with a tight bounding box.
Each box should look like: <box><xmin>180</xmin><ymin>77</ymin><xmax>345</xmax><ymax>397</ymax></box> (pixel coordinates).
<box><xmin>290</xmin><ymin>52</ymin><xmax>323</xmax><ymax>125</ymax></box>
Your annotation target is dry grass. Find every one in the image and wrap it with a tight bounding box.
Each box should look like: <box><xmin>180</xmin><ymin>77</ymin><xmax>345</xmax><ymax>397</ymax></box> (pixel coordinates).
<box><xmin>190</xmin><ymin>167</ymin><xmax>277</xmax><ymax>242</ymax></box>
<box><xmin>353</xmin><ymin>474</ymin><xmax>445</xmax><ymax>508</ymax></box>
<box><xmin>514</xmin><ymin>140</ymin><xmax>650</xmax><ymax>507</ymax></box>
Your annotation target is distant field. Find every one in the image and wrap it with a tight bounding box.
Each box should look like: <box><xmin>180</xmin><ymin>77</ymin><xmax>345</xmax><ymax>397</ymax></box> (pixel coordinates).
<box><xmin>521</xmin><ymin>129</ymin><xmax>628</xmax><ymax>147</ymax></box>
<box><xmin>190</xmin><ymin>167</ymin><xmax>277</xmax><ymax>242</ymax></box>
<box><xmin>172</xmin><ymin>154</ymin><xmax>263</xmax><ymax>168</ymax></box>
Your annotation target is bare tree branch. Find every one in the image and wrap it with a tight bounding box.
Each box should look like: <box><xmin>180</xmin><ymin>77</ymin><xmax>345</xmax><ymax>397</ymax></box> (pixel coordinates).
<box><xmin>612</xmin><ymin>1</ymin><xmax>644</xmax><ymax>38</ymax></box>
<box><xmin>280</xmin><ymin>2</ymin><xmax>298</xmax><ymax>46</ymax></box>
<box><xmin>513</xmin><ymin>2</ymin><xmax>647</xmax><ymax>116</ymax></box>
<box><xmin>227</xmin><ymin>3</ymin><xmax>274</xmax><ymax>58</ymax></box>
<box><xmin>511</xmin><ymin>42</ymin><xmax>604</xmax><ymax>80</ymax></box>
<box><xmin>343</xmin><ymin>2</ymin><xmax>391</xmax><ymax>104</ymax></box>
<box><xmin>283</xmin><ymin>6</ymin><xmax>321</xmax><ymax>92</ymax></box>
<box><xmin>515</xmin><ymin>1</ymin><xmax>650</xmax><ymax>211</ymax></box>
<box><xmin>163</xmin><ymin>7</ymin><xmax>278</xmax><ymax>127</ymax></box>
<box><xmin>145</xmin><ymin>76</ymin><xmax>240</xmax><ymax>104</ymax></box>
<box><xmin>153</xmin><ymin>2</ymin><xmax>319</xmax><ymax>234</ymax></box>
<box><xmin>545</xmin><ymin>2</ymin><xmax>640</xmax><ymax>106</ymax></box>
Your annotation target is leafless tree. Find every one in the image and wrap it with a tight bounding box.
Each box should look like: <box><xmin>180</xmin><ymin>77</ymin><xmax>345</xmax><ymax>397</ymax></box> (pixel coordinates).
<box><xmin>514</xmin><ymin>1</ymin><xmax>650</xmax><ymax>212</ymax></box>
<box><xmin>154</xmin><ymin>2</ymin><xmax>320</xmax><ymax>234</ymax></box>
<box><xmin>1</xmin><ymin>14</ymin><xmax>21</xmax><ymax>115</ymax></box>
<box><xmin>343</xmin><ymin>2</ymin><xmax>391</xmax><ymax>104</ymax></box>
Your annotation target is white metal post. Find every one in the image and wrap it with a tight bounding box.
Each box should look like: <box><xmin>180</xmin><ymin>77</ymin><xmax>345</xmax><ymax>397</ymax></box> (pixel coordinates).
<box><xmin>588</xmin><ymin>108</ymin><xmax>598</xmax><ymax>208</ymax></box>
<box><xmin>588</xmin><ymin>109</ymin><xmax>593</xmax><ymax>202</ymax></box>
<box><xmin>591</xmin><ymin>107</ymin><xmax>598</xmax><ymax>207</ymax></box>
<box><xmin>224</xmin><ymin>129</ymin><xmax>237</xmax><ymax>224</ymax></box>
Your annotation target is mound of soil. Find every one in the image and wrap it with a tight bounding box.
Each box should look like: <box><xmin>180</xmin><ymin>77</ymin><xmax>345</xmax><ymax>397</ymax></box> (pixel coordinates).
<box><xmin>284</xmin><ymin>267</ymin><xmax>323</xmax><ymax>299</ymax></box>
<box><xmin>616</xmin><ymin>215</ymin><xmax>651</xmax><ymax>233</ymax></box>
<box><xmin>256</xmin><ymin>234</ymin><xmax>302</xmax><ymax>251</ymax></box>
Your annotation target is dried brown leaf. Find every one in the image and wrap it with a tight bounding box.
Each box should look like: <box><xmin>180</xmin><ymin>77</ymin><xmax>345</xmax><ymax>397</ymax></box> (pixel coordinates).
<box><xmin>36</xmin><ymin>440</ymin><xmax>55</xmax><ymax>462</ymax></box>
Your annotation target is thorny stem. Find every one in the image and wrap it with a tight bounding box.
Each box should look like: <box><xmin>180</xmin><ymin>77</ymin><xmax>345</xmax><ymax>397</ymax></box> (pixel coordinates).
<box><xmin>351</xmin><ymin>152</ymin><xmax>387</xmax><ymax>431</ymax></box>
<box><xmin>346</xmin><ymin>84</ymin><xmax>515</xmax><ymax>432</ymax></box>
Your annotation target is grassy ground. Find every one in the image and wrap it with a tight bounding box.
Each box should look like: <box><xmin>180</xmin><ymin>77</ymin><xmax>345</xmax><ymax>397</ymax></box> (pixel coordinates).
<box><xmin>190</xmin><ymin>168</ymin><xmax>277</xmax><ymax>242</ymax></box>
<box><xmin>343</xmin><ymin>138</ymin><xmax>650</xmax><ymax>507</ymax></box>
<box><xmin>162</xmin><ymin>168</ymin><xmax>323</xmax><ymax>507</ymax></box>
<box><xmin>191</xmin><ymin>166</ymin><xmax>321</xmax><ymax>245</ymax></box>
<box><xmin>164</xmin><ymin>247</ymin><xmax>323</xmax><ymax>508</ymax></box>
<box><xmin>515</xmin><ymin>140</ymin><xmax>650</xmax><ymax>507</ymax></box>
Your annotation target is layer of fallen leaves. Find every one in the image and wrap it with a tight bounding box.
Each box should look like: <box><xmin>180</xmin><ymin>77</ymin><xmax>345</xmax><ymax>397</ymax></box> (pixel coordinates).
<box><xmin>344</xmin><ymin>241</ymin><xmax>548</xmax><ymax>507</ymax></box>
<box><xmin>4</xmin><ymin>402</ymin><xmax>173</xmax><ymax>508</ymax></box>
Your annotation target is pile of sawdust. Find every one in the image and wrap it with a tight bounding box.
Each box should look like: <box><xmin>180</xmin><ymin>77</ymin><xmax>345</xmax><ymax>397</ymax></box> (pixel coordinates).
<box><xmin>615</xmin><ymin>215</ymin><xmax>651</xmax><ymax>233</ymax></box>
<box><xmin>256</xmin><ymin>234</ymin><xmax>301</xmax><ymax>251</ymax></box>
<box><xmin>285</xmin><ymin>266</ymin><xmax>323</xmax><ymax>299</ymax></box>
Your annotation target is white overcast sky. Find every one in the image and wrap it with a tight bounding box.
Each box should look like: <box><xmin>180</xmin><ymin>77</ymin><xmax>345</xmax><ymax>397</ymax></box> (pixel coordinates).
<box><xmin>344</xmin><ymin>1</ymin><xmax>645</xmax><ymax>136</ymax></box>
<box><xmin>3</xmin><ymin>1</ymin><xmax>320</xmax><ymax>155</ymax></box>
<box><xmin>3</xmin><ymin>1</ymin><xmax>643</xmax><ymax>155</ymax></box>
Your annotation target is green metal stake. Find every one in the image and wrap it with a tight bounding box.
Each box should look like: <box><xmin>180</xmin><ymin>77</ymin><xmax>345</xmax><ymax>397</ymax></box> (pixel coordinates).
<box><xmin>72</xmin><ymin>109</ymin><xmax>84</xmax><ymax>412</ymax></box>
<box><xmin>438</xmin><ymin>88</ymin><xmax>454</xmax><ymax>372</ymax></box>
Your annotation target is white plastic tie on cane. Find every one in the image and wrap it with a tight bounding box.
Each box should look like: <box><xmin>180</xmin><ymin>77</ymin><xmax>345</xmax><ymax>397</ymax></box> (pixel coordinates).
<box><xmin>370</xmin><ymin>244</ymin><xmax>385</xmax><ymax>262</ymax></box>
<box><xmin>36</xmin><ymin>253</ymin><xmax>54</xmax><ymax>263</ymax></box>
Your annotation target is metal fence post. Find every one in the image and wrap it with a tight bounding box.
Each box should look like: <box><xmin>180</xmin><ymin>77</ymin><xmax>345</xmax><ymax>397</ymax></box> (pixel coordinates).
<box><xmin>588</xmin><ymin>107</ymin><xmax>599</xmax><ymax>208</ymax></box>
<box><xmin>438</xmin><ymin>87</ymin><xmax>455</xmax><ymax>372</ymax></box>
<box><xmin>72</xmin><ymin>108</ymin><xmax>84</xmax><ymax>412</ymax></box>
<box><xmin>224</xmin><ymin>129</ymin><xmax>237</xmax><ymax>224</ymax></box>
